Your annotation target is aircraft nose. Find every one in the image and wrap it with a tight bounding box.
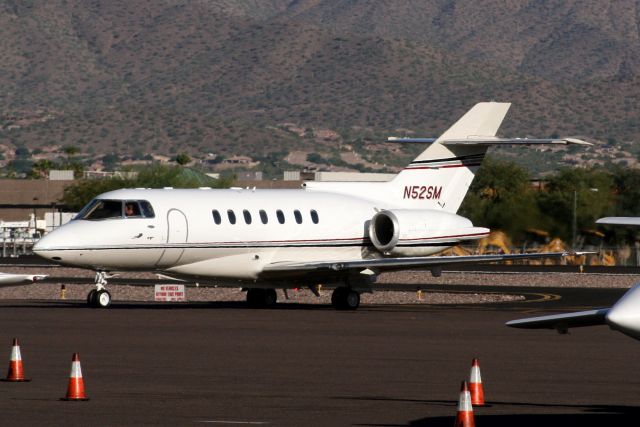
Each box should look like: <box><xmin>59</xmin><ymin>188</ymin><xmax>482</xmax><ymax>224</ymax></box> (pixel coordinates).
<box><xmin>33</xmin><ymin>227</ymin><xmax>72</xmax><ymax>260</ymax></box>
<box><xmin>33</xmin><ymin>233</ymin><xmax>54</xmax><ymax>258</ymax></box>
<box><xmin>605</xmin><ymin>283</ymin><xmax>640</xmax><ymax>339</ymax></box>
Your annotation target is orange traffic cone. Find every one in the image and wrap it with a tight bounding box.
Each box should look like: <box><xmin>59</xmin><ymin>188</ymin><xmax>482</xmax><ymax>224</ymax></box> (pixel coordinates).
<box><xmin>2</xmin><ymin>338</ymin><xmax>30</xmax><ymax>382</ymax></box>
<box><xmin>469</xmin><ymin>358</ymin><xmax>485</xmax><ymax>406</ymax></box>
<box><xmin>61</xmin><ymin>353</ymin><xmax>89</xmax><ymax>401</ymax></box>
<box><xmin>454</xmin><ymin>381</ymin><xmax>475</xmax><ymax>427</ymax></box>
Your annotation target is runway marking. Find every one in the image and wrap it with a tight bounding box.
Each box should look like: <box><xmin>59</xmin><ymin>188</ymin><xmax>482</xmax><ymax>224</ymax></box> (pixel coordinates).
<box><xmin>194</xmin><ymin>421</ymin><xmax>269</xmax><ymax>425</ymax></box>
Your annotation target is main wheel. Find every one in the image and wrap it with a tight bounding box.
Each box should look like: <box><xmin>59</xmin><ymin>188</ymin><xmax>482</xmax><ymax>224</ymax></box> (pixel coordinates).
<box><xmin>95</xmin><ymin>290</ymin><xmax>112</xmax><ymax>308</ymax></box>
<box><xmin>264</xmin><ymin>289</ymin><xmax>277</xmax><ymax>307</ymax></box>
<box><xmin>331</xmin><ymin>287</ymin><xmax>346</xmax><ymax>308</ymax></box>
<box><xmin>344</xmin><ymin>290</ymin><xmax>360</xmax><ymax>310</ymax></box>
<box><xmin>331</xmin><ymin>287</ymin><xmax>360</xmax><ymax>310</ymax></box>
<box><xmin>87</xmin><ymin>289</ymin><xmax>98</xmax><ymax>307</ymax></box>
<box><xmin>246</xmin><ymin>288</ymin><xmax>265</xmax><ymax>308</ymax></box>
<box><xmin>246</xmin><ymin>288</ymin><xmax>277</xmax><ymax>308</ymax></box>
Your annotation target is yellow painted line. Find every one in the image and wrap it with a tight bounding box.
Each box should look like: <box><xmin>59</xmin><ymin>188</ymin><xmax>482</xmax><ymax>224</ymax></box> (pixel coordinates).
<box><xmin>520</xmin><ymin>292</ymin><xmax>562</xmax><ymax>303</ymax></box>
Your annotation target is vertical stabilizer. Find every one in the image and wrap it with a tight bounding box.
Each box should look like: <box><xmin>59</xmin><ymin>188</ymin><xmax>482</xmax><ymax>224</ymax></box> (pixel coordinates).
<box><xmin>389</xmin><ymin>102</ymin><xmax>511</xmax><ymax>212</ymax></box>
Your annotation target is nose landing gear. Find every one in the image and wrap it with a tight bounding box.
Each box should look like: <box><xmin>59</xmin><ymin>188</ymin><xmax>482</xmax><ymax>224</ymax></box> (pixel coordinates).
<box><xmin>87</xmin><ymin>272</ymin><xmax>112</xmax><ymax>308</ymax></box>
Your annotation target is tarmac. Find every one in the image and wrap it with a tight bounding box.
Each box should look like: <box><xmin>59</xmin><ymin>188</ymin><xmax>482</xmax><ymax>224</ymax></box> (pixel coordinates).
<box><xmin>0</xmin><ymin>285</ymin><xmax>637</xmax><ymax>426</ymax></box>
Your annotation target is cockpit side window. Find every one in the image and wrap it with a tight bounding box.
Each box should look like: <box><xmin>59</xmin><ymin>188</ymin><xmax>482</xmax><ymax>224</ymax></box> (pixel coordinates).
<box><xmin>139</xmin><ymin>201</ymin><xmax>155</xmax><ymax>218</ymax></box>
<box><xmin>78</xmin><ymin>199</ymin><xmax>156</xmax><ymax>220</ymax></box>
<box><xmin>124</xmin><ymin>201</ymin><xmax>142</xmax><ymax>217</ymax></box>
<box><xmin>79</xmin><ymin>200</ymin><xmax>123</xmax><ymax>220</ymax></box>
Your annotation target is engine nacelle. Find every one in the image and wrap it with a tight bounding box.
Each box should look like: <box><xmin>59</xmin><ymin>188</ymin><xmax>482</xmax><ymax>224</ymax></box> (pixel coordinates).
<box><xmin>368</xmin><ymin>209</ymin><xmax>484</xmax><ymax>256</ymax></box>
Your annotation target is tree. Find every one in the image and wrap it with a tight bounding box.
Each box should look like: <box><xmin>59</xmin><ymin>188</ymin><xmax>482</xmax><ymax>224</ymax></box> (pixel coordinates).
<box><xmin>29</xmin><ymin>159</ymin><xmax>56</xmax><ymax>179</ymax></box>
<box><xmin>537</xmin><ymin>167</ymin><xmax>613</xmax><ymax>241</ymax></box>
<box><xmin>62</xmin><ymin>146</ymin><xmax>80</xmax><ymax>156</ymax></box>
<box><xmin>175</xmin><ymin>153</ymin><xmax>191</xmax><ymax>165</ymax></box>
<box><xmin>459</xmin><ymin>156</ymin><xmax>542</xmax><ymax>241</ymax></box>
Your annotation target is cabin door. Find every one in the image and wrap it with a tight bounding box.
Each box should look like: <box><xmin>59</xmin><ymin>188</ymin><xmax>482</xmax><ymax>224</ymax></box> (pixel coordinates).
<box><xmin>156</xmin><ymin>209</ymin><xmax>188</xmax><ymax>267</ymax></box>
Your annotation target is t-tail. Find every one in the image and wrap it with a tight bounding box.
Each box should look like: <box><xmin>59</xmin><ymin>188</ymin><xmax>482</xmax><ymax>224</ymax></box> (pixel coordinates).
<box><xmin>388</xmin><ymin>102</ymin><xmax>511</xmax><ymax>213</ymax></box>
<box><xmin>305</xmin><ymin>102</ymin><xmax>589</xmax><ymax>212</ymax></box>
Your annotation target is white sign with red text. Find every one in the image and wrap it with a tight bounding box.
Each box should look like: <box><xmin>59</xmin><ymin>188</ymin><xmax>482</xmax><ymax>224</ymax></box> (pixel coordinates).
<box><xmin>154</xmin><ymin>284</ymin><xmax>186</xmax><ymax>302</ymax></box>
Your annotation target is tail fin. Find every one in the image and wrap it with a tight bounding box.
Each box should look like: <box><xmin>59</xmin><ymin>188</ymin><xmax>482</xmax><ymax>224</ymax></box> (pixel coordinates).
<box><xmin>389</xmin><ymin>102</ymin><xmax>511</xmax><ymax>212</ymax></box>
<box><xmin>304</xmin><ymin>102</ymin><xmax>511</xmax><ymax>213</ymax></box>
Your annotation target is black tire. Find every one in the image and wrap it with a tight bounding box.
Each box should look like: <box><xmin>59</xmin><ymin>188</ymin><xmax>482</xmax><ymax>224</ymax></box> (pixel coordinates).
<box><xmin>95</xmin><ymin>290</ymin><xmax>112</xmax><ymax>308</ymax></box>
<box><xmin>331</xmin><ymin>287</ymin><xmax>349</xmax><ymax>310</ymax></box>
<box><xmin>87</xmin><ymin>290</ymin><xmax>98</xmax><ymax>307</ymax></box>
<box><xmin>264</xmin><ymin>289</ymin><xmax>277</xmax><ymax>307</ymax></box>
<box><xmin>246</xmin><ymin>288</ymin><xmax>266</xmax><ymax>308</ymax></box>
<box><xmin>344</xmin><ymin>290</ymin><xmax>360</xmax><ymax>310</ymax></box>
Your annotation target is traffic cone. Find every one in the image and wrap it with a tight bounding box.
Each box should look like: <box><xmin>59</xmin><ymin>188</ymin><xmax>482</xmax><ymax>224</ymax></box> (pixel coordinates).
<box><xmin>61</xmin><ymin>353</ymin><xmax>89</xmax><ymax>401</ymax></box>
<box><xmin>2</xmin><ymin>338</ymin><xmax>30</xmax><ymax>382</ymax></box>
<box><xmin>454</xmin><ymin>381</ymin><xmax>475</xmax><ymax>427</ymax></box>
<box><xmin>469</xmin><ymin>358</ymin><xmax>485</xmax><ymax>406</ymax></box>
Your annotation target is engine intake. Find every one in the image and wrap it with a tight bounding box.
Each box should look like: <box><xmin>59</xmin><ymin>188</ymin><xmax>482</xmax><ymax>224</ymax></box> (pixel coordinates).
<box><xmin>368</xmin><ymin>209</ymin><xmax>480</xmax><ymax>256</ymax></box>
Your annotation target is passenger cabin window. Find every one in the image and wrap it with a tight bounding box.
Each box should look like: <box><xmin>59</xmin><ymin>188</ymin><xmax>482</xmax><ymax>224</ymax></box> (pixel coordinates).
<box><xmin>227</xmin><ymin>210</ymin><xmax>236</xmax><ymax>224</ymax></box>
<box><xmin>276</xmin><ymin>210</ymin><xmax>285</xmax><ymax>224</ymax></box>
<box><xmin>212</xmin><ymin>210</ymin><xmax>222</xmax><ymax>225</ymax></box>
<box><xmin>294</xmin><ymin>210</ymin><xmax>302</xmax><ymax>224</ymax></box>
<box><xmin>310</xmin><ymin>209</ymin><xmax>319</xmax><ymax>224</ymax></box>
<box><xmin>243</xmin><ymin>210</ymin><xmax>252</xmax><ymax>224</ymax></box>
<box><xmin>259</xmin><ymin>210</ymin><xmax>268</xmax><ymax>224</ymax></box>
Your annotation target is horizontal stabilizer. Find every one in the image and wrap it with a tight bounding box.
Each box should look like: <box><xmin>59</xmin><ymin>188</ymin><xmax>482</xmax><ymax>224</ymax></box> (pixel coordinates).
<box><xmin>386</xmin><ymin>137</ymin><xmax>438</xmax><ymax>143</ymax></box>
<box><xmin>506</xmin><ymin>309</ymin><xmax>609</xmax><ymax>332</ymax></box>
<box><xmin>386</xmin><ymin>136</ymin><xmax>591</xmax><ymax>146</ymax></box>
<box><xmin>387</xmin><ymin>136</ymin><xmax>593</xmax><ymax>146</ymax></box>
<box><xmin>440</xmin><ymin>137</ymin><xmax>591</xmax><ymax>146</ymax></box>
<box><xmin>262</xmin><ymin>251</ymin><xmax>590</xmax><ymax>274</ymax></box>
<box><xmin>596</xmin><ymin>217</ymin><xmax>640</xmax><ymax>226</ymax></box>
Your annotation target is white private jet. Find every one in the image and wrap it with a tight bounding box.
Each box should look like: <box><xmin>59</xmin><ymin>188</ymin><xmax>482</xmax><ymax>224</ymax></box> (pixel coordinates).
<box><xmin>507</xmin><ymin>216</ymin><xmax>640</xmax><ymax>339</ymax></box>
<box><xmin>33</xmin><ymin>102</ymin><xmax>590</xmax><ymax>309</ymax></box>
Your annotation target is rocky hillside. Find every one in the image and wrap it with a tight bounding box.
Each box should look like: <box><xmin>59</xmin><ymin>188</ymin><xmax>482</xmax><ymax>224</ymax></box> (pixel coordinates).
<box><xmin>0</xmin><ymin>0</ymin><xmax>638</xmax><ymax>171</ymax></box>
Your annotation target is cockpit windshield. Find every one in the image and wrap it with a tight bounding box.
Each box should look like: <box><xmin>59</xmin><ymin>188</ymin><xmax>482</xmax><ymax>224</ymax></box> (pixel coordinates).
<box><xmin>77</xmin><ymin>199</ymin><xmax>155</xmax><ymax>221</ymax></box>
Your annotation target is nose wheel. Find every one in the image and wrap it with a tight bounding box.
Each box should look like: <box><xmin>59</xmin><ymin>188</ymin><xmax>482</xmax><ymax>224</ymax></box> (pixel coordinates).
<box><xmin>87</xmin><ymin>289</ymin><xmax>112</xmax><ymax>308</ymax></box>
<box><xmin>87</xmin><ymin>272</ymin><xmax>113</xmax><ymax>308</ymax></box>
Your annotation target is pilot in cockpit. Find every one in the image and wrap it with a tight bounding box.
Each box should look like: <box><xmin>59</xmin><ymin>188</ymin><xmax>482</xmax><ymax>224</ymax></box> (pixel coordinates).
<box><xmin>125</xmin><ymin>202</ymin><xmax>140</xmax><ymax>217</ymax></box>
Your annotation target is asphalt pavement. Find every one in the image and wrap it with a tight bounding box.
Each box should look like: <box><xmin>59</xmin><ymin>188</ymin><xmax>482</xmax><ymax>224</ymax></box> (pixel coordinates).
<box><xmin>0</xmin><ymin>284</ymin><xmax>637</xmax><ymax>426</ymax></box>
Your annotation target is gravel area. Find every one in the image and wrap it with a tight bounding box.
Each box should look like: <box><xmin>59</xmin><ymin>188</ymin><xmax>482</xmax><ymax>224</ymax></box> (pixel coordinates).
<box><xmin>0</xmin><ymin>265</ymin><xmax>636</xmax><ymax>305</ymax></box>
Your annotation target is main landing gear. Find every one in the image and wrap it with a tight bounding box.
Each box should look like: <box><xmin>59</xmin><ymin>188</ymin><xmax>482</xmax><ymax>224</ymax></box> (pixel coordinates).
<box><xmin>246</xmin><ymin>288</ymin><xmax>278</xmax><ymax>308</ymax></box>
<box><xmin>331</xmin><ymin>287</ymin><xmax>360</xmax><ymax>310</ymax></box>
<box><xmin>87</xmin><ymin>272</ymin><xmax>112</xmax><ymax>308</ymax></box>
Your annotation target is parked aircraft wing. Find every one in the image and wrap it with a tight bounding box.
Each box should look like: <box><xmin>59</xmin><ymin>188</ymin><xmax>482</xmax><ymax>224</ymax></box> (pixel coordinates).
<box><xmin>596</xmin><ymin>217</ymin><xmax>640</xmax><ymax>226</ymax></box>
<box><xmin>507</xmin><ymin>284</ymin><xmax>640</xmax><ymax>340</ymax></box>
<box><xmin>506</xmin><ymin>309</ymin><xmax>609</xmax><ymax>333</ymax></box>
<box><xmin>0</xmin><ymin>273</ymin><xmax>48</xmax><ymax>286</ymax></box>
<box><xmin>262</xmin><ymin>252</ymin><xmax>591</xmax><ymax>274</ymax></box>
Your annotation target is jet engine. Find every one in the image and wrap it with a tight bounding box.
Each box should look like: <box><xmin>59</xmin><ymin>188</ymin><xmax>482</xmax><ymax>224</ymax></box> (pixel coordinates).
<box><xmin>368</xmin><ymin>209</ymin><xmax>484</xmax><ymax>256</ymax></box>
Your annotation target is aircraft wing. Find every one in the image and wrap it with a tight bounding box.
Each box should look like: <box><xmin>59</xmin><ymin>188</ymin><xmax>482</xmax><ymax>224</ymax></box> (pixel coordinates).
<box><xmin>506</xmin><ymin>309</ymin><xmax>609</xmax><ymax>333</ymax></box>
<box><xmin>0</xmin><ymin>273</ymin><xmax>48</xmax><ymax>287</ymax></box>
<box><xmin>596</xmin><ymin>217</ymin><xmax>640</xmax><ymax>226</ymax></box>
<box><xmin>262</xmin><ymin>252</ymin><xmax>587</xmax><ymax>275</ymax></box>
